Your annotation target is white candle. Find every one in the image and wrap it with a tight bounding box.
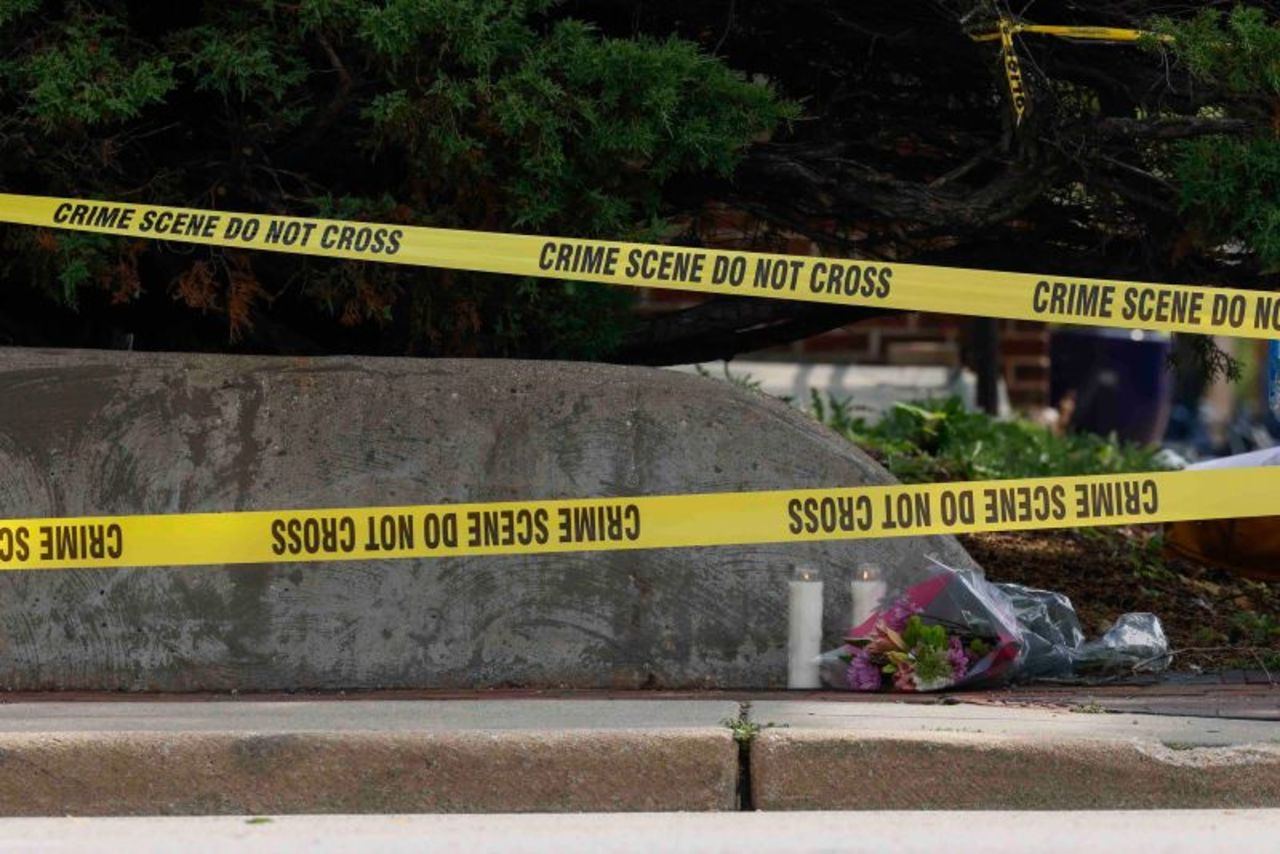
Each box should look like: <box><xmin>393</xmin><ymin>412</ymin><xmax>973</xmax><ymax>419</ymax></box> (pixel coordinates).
<box><xmin>787</xmin><ymin>565</ymin><xmax>824</xmax><ymax>689</ymax></box>
<box><xmin>849</xmin><ymin>563</ymin><xmax>887</xmax><ymax>632</ymax></box>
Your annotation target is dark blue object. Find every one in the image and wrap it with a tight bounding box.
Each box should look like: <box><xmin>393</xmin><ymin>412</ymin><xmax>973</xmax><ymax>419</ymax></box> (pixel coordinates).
<box><xmin>1049</xmin><ymin>328</ymin><xmax>1172</xmax><ymax>445</ymax></box>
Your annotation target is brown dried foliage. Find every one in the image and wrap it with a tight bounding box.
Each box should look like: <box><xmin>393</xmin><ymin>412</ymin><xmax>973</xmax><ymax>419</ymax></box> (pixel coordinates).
<box><xmin>339</xmin><ymin>274</ymin><xmax>396</xmax><ymax>327</ymax></box>
<box><xmin>225</xmin><ymin>253</ymin><xmax>261</xmax><ymax>341</ymax></box>
<box><xmin>32</xmin><ymin>230</ymin><xmax>59</xmax><ymax>253</ymax></box>
<box><xmin>172</xmin><ymin>260</ymin><xmax>219</xmax><ymax>312</ymax></box>
<box><xmin>107</xmin><ymin>241</ymin><xmax>145</xmax><ymax>304</ymax></box>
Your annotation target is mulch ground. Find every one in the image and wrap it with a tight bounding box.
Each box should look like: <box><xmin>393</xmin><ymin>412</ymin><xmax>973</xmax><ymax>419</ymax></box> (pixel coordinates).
<box><xmin>959</xmin><ymin>527</ymin><xmax>1280</xmax><ymax>674</ymax></box>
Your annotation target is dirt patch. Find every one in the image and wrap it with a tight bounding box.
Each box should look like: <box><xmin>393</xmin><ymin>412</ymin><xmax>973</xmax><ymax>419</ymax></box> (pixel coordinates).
<box><xmin>959</xmin><ymin>527</ymin><xmax>1280</xmax><ymax>673</ymax></box>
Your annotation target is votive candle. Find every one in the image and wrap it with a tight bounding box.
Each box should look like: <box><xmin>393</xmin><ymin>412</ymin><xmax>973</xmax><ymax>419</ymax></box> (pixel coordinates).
<box><xmin>849</xmin><ymin>563</ymin><xmax>887</xmax><ymax>632</ymax></box>
<box><xmin>787</xmin><ymin>564</ymin><xmax>824</xmax><ymax>689</ymax></box>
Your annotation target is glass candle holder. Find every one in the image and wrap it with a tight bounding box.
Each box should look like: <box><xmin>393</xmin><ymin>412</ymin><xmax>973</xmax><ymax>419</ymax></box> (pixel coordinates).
<box><xmin>849</xmin><ymin>563</ymin><xmax>887</xmax><ymax>632</ymax></box>
<box><xmin>787</xmin><ymin>564</ymin><xmax>824</xmax><ymax>689</ymax></box>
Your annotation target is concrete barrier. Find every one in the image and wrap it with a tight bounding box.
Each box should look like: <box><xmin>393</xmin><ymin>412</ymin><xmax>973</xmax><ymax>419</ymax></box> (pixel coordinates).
<box><xmin>0</xmin><ymin>348</ymin><xmax>976</xmax><ymax>691</ymax></box>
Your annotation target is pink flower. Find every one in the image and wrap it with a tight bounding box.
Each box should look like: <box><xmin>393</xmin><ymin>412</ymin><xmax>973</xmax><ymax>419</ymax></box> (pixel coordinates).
<box><xmin>892</xmin><ymin>660</ymin><xmax>916</xmax><ymax>691</ymax></box>
<box><xmin>882</xmin><ymin>599</ymin><xmax>923</xmax><ymax>633</ymax></box>
<box><xmin>865</xmin><ymin>622</ymin><xmax>906</xmax><ymax>656</ymax></box>
<box><xmin>947</xmin><ymin>636</ymin><xmax>969</xmax><ymax>680</ymax></box>
<box><xmin>846</xmin><ymin>647</ymin><xmax>882</xmax><ymax>691</ymax></box>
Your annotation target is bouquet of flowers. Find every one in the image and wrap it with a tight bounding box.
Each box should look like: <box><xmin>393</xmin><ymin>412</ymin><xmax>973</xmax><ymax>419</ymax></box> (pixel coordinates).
<box><xmin>827</xmin><ymin>566</ymin><xmax>1024</xmax><ymax>692</ymax></box>
<box><xmin>841</xmin><ymin>601</ymin><xmax>1006</xmax><ymax>692</ymax></box>
<box><xmin>823</xmin><ymin>560</ymin><xmax>1171</xmax><ymax>692</ymax></box>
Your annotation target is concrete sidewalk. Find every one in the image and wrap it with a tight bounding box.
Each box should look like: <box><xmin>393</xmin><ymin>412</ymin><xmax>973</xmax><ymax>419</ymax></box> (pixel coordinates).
<box><xmin>3</xmin><ymin>811</ymin><xmax>1278</xmax><ymax>852</ymax></box>
<box><xmin>0</xmin><ymin>696</ymin><xmax>1274</xmax><ymax>814</ymax></box>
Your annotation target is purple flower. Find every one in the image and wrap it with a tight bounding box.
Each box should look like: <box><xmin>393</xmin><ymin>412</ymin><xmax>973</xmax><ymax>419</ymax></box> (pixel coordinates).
<box><xmin>947</xmin><ymin>636</ymin><xmax>969</xmax><ymax>680</ymax></box>
<box><xmin>846</xmin><ymin>646</ymin><xmax>882</xmax><ymax>691</ymax></box>
<box><xmin>881</xmin><ymin>598</ymin><xmax>923</xmax><ymax>633</ymax></box>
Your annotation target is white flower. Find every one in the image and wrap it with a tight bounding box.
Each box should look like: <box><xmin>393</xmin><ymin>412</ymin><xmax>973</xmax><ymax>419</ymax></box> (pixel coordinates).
<box><xmin>912</xmin><ymin>673</ymin><xmax>954</xmax><ymax>692</ymax></box>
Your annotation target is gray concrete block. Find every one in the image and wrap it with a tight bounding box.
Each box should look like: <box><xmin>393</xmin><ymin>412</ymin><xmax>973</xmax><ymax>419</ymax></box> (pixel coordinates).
<box><xmin>0</xmin><ymin>348</ymin><xmax>976</xmax><ymax>691</ymax></box>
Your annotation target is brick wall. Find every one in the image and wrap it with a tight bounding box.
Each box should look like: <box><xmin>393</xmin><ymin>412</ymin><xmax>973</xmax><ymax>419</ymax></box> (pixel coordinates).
<box><xmin>780</xmin><ymin>315</ymin><xmax>1049</xmax><ymax>409</ymax></box>
<box><xmin>637</xmin><ymin>204</ymin><xmax>1052</xmax><ymax>410</ymax></box>
<box><xmin>998</xmin><ymin>321</ymin><xmax>1051</xmax><ymax>408</ymax></box>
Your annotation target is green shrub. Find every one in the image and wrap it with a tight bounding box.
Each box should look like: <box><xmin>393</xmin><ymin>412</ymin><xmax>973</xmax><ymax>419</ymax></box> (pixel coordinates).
<box><xmin>812</xmin><ymin>394</ymin><xmax>1167</xmax><ymax>483</ymax></box>
<box><xmin>0</xmin><ymin>0</ymin><xmax>795</xmax><ymax>356</ymax></box>
<box><xmin>1151</xmin><ymin>7</ymin><xmax>1280</xmax><ymax>270</ymax></box>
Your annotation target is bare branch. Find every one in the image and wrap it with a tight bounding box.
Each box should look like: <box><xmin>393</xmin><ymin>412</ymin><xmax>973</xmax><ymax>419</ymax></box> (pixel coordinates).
<box><xmin>614</xmin><ymin>298</ymin><xmax>887</xmax><ymax>365</ymax></box>
<box><xmin>1092</xmin><ymin>116</ymin><xmax>1256</xmax><ymax>141</ymax></box>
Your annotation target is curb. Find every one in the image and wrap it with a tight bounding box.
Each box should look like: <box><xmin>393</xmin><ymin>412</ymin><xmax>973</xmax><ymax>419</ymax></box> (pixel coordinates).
<box><xmin>0</xmin><ymin>729</ymin><xmax>738</xmax><ymax>815</ymax></box>
<box><xmin>751</xmin><ymin>731</ymin><xmax>1280</xmax><ymax>810</ymax></box>
<box><xmin>746</xmin><ymin>699</ymin><xmax>1280</xmax><ymax>810</ymax></box>
<box><xmin>1</xmin><ymin>697</ymin><xmax>1277</xmax><ymax>814</ymax></box>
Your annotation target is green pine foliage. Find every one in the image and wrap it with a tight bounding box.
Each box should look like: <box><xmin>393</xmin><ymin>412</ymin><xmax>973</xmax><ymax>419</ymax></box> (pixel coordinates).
<box><xmin>1175</xmin><ymin>137</ymin><xmax>1280</xmax><ymax>269</ymax></box>
<box><xmin>0</xmin><ymin>0</ymin><xmax>795</xmax><ymax>356</ymax></box>
<box><xmin>1152</xmin><ymin>6</ymin><xmax>1280</xmax><ymax>96</ymax></box>
<box><xmin>1153</xmin><ymin>6</ymin><xmax>1280</xmax><ymax>270</ymax></box>
<box><xmin>14</xmin><ymin>15</ymin><xmax>176</xmax><ymax>129</ymax></box>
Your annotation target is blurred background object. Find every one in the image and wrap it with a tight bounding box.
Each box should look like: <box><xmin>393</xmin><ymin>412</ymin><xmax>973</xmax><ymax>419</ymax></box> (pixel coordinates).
<box><xmin>1050</xmin><ymin>327</ymin><xmax>1173</xmax><ymax>446</ymax></box>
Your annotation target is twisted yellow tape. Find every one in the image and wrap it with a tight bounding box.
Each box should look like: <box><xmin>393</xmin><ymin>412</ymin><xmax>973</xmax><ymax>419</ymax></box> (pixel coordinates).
<box><xmin>2</xmin><ymin>192</ymin><xmax>1280</xmax><ymax>339</ymax></box>
<box><xmin>0</xmin><ymin>468</ymin><xmax>1272</xmax><ymax>571</ymax></box>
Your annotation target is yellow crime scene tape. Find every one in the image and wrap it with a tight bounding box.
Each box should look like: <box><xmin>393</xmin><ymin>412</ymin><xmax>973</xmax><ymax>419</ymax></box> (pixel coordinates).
<box><xmin>970</xmin><ymin>21</ymin><xmax>1173</xmax><ymax>44</ymax></box>
<box><xmin>4</xmin><ymin>192</ymin><xmax>1280</xmax><ymax>340</ymax></box>
<box><xmin>0</xmin><ymin>468</ymin><xmax>1275</xmax><ymax>571</ymax></box>
<box><xmin>972</xmin><ymin>19</ymin><xmax>1173</xmax><ymax>125</ymax></box>
<box><xmin>997</xmin><ymin>19</ymin><xmax>1029</xmax><ymax>125</ymax></box>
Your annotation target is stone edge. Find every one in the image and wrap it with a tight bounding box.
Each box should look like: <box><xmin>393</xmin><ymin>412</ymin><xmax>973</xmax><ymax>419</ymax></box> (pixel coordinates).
<box><xmin>750</xmin><ymin>729</ymin><xmax>1280</xmax><ymax>810</ymax></box>
<box><xmin>0</xmin><ymin>728</ymin><xmax>738</xmax><ymax>816</ymax></box>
